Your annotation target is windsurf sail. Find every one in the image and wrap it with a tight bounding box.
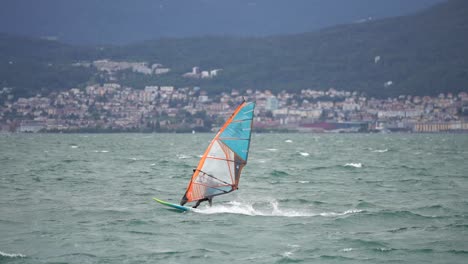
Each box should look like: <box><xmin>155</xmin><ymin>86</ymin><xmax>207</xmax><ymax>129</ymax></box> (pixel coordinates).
<box><xmin>181</xmin><ymin>100</ymin><xmax>255</xmax><ymax>204</ymax></box>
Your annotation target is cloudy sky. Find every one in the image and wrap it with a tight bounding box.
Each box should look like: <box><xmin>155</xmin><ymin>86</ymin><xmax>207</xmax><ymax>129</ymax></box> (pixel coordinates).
<box><xmin>0</xmin><ymin>0</ymin><xmax>445</xmax><ymax>45</ymax></box>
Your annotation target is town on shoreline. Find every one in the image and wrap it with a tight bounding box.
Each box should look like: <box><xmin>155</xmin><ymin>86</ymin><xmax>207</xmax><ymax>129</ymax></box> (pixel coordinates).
<box><xmin>1</xmin><ymin>84</ymin><xmax>467</xmax><ymax>133</ymax></box>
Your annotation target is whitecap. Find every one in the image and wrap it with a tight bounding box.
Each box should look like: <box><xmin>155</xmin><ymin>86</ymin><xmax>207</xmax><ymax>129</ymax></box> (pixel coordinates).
<box><xmin>377</xmin><ymin>247</ymin><xmax>393</xmax><ymax>252</ymax></box>
<box><xmin>70</xmin><ymin>145</ymin><xmax>78</xmax><ymax>149</ymax></box>
<box><xmin>372</xmin><ymin>149</ymin><xmax>388</xmax><ymax>153</ymax></box>
<box><xmin>299</xmin><ymin>152</ymin><xmax>309</xmax><ymax>156</ymax></box>
<box><xmin>176</xmin><ymin>154</ymin><xmax>190</xmax><ymax>159</ymax></box>
<box><xmin>267</xmin><ymin>148</ymin><xmax>278</xmax><ymax>152</ymax></box>
<box><xmin>342</xmin><ymin>248</ymin><xmax>353</xmax><ymax>252</ymax></box>
<box><xmin>94</xmin><ymin>150</ymin><xmax>109</xmax><ymax>153</ymax></box>
<box><xmin>344</xmin><ymin>163</ymin><xmax>362</xmax><ymax>168</ymax></box>
<box><xmin>285</xmin><ymin>139</ymin><xmax>293</xmax><ymax>143</ymax></box>
<box><xmin>193</xmin><ymin>200</ymin><xmax>362</xmax><ymax>218</ymax></box>
<box><xmin>0</xmin><ymin>251</ymin><xmax>26</xmax><ymax>258</ymax></box>
<box><xmin>320</xmin><ymin>209</ymin><xmax>362</xmax><ymax>217</ymax></box>
<box><xmin>194</xmin><ymin>200</ymin><xmax>314</xmax><ymax>217</ymax></box>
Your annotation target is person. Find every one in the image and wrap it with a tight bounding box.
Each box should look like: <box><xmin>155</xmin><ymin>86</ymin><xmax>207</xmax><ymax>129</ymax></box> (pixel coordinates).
<box><xmin>192</xmin><ymin>197</ymin><xmax>213</xmax><ymax>208</ymax></box>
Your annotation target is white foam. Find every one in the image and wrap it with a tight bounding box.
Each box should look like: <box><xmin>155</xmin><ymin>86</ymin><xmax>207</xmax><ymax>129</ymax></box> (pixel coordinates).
<box><xmin>194</xmin><ymin>200</ymin><xmax>362</xmax><ymax>218</ymax></box>
<box><xmin>94</xmin><ymin>150</ymin><xmax>109</xmax><ymax>153</ymax></box>
<box><xmin>285</xmin><ymin>139</ymin><xmax>293</xmax><ymax>143</ymax></box>
<box><xmin>344</xmin><ymin>163</ymin><xmax>362</xmax><ymax>168</ymax></box>
<box><xmin>319</xmin><ymin>209</ymin><xmax>362</xmax><ymax>217</ymax></box>
<box><xmin>299</xmin><ymin>152</ymin><xmax>309</xmax><ymax>156</ymax></box>
<box><xmin>267</xmin><ymin>148</ymin><xmax>278</xmax><ymax>152</ymax></box>
<box><xmin>372</xmin><ymin>149</ymin><xmax>388</xmax><ymax>153</ymax></box>
<box><xmin>342</xmin><ymin>248</ymin><xmax>353</xmax><ymax>252</ymax></box>
<box><xmin>0</xmin><ymin>251</ymin><xmax>26</xmax><ymax>258</ymax></box>
<box><xmin>177</xmin><ymin>154</ymin><xmax>190</xmax><ymax>159</ymax></box>
<box><xmin>70</xmin><ymin>145</ymin><xmax>78</xmax><ymax>149</ymax></box>
<box><xmin>377</xmin><ymin>248</ymin><xmax>393</xmax><ymax>252</ymax></box>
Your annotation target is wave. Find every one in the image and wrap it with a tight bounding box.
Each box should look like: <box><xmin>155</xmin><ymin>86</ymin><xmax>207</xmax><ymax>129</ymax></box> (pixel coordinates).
<box><xmin>270</xmin><ymin>170</ymin><xmax>289</xmax><ymax>177</ymax></box>
<box><xmin>372</xmin><ymin>149</ymin><xmax>388</xmax><ymax>153</ymax></box>
<box><xmin>342</xmin><ymin>238</ymin><xmax>389</xmax><ymax>249</ymax></box>
<box><xmin>277</xmin><ymin>198</ymin><xmax>325</xmax><ymax>205</ymax></box>
<box><xmin>297</xmin><ymin>180</ymin><xmax>310</xmax><ymax>184</ymax></box>
<box><xmin>193</xmin><ymin>200</ymin><xmax>362</xmax><ymax>218</ymax></box>
<box><xmin>0</xmin><ymin>250</ymin><xmax>26</xmax><ymax>258</ymax></box>
<box><xmin>355</xmin><ymin>201</ymin><xmax>378</xmax><ymax>209</ymax></box>
<box><xmin>309</xmin><ymin>166</ymin><xmax>331</xmax><ymax>170</ymax></box>
<box><xmin>318</xmin><ymin>255</ymin><xmax>356</xmax><ymax>261</ymax></box>
<box><xmin>344</xmin><ymin>163</ymin><xmax>362</xmax><ymax>168</ymax></box>
<box><xmin>54</xmin><ymin>252</ymin><xmax>97</xmax><ymax>259</ymax></box>
<box><xmin>176</xmin><ymin>154</ymin><xmax>191</xmax><ymax>159</ymax></box>
<box><xmin>343</xmin><ymin>209</ymin><xmax>447</xmax><ymax>220</ymax></box>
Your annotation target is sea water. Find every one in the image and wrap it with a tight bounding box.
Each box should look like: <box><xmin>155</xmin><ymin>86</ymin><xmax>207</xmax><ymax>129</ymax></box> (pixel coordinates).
<box><xmin>0</xmin><ymin>133</ymin><xmax>467</xmax><ymax>263</ymax></box>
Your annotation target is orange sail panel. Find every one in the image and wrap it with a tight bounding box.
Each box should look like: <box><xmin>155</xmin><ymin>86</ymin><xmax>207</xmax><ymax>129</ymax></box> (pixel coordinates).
<box><xmin>183</xmin><ymin>101</ymin><xmax>255</xmax><ymax>202</ymax></box>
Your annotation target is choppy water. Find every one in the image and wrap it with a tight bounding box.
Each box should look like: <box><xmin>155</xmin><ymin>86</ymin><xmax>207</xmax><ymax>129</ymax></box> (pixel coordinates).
<box><xmin>1</xmin><ymin>133</ymin><xmax>467</xmax><ymax>263</ymax></box>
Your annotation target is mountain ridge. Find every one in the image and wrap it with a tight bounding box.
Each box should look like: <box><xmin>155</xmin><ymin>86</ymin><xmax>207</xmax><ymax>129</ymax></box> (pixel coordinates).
<box><xmin>1</xmin><ymin>0</ymin><xmax>467</xmax><ymax>98</ymax></box>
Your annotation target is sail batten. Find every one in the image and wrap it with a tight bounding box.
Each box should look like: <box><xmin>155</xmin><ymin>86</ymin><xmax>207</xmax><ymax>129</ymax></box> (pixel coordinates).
<box><xmin>182</xmin><ymin>101</ymin><xmax>255</xmax><ymax>203</ymax></box>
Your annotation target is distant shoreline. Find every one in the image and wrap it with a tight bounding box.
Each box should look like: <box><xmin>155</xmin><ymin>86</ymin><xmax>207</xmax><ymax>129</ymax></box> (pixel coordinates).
<box><xmin>3</xmin><ymin>130</ymin><xmax>468</xmax><ymax>135</ymax></box>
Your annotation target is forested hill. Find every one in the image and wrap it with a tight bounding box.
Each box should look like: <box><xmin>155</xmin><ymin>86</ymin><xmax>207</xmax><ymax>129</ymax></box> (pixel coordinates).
<box><xmin>1</xmin><ymin>0</ymin><xmax>467</xmax><ymax>98</ymax></box>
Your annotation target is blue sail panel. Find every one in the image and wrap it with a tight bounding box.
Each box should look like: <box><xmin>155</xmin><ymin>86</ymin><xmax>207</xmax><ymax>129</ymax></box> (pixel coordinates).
<box><xmin>220</xmin><ymin>139</ymin><xmax>250</xmax><ymax>161</ymax></box>
<box><xmin>220</xmin><ymin>119</ymin><xmax>252</xmax><ymax>140</ymax></box>
<box><xmin>233</xmin><ymin>102</ymin><xmax>255</xmax><ymax>122</ymax></box>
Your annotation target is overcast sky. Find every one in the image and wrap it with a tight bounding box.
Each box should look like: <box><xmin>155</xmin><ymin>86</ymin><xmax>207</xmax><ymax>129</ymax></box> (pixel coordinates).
<box><xmin>0</xmin><ymin>0</ymin><xmax>445</xmax><ymax>45</ymax></box>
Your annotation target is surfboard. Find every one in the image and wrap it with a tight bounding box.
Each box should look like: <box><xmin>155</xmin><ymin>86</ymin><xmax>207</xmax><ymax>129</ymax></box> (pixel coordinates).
<box><xmin>153</xmin><ymin>198</ymin><xmax>192</xmax><ymax>212</ymax></box>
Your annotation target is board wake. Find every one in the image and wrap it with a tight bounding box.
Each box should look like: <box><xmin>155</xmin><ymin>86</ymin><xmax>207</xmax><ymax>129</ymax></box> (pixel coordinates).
<box><xmin>153</xmin><ymin>198</ymin><xmax>191</xmax><ymax>212</ymax></box>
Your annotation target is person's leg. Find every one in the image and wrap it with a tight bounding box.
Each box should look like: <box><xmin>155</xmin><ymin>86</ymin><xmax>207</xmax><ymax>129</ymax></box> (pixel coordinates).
<box><xmin>180</xmin><ymin>195</ymin><xmax>188</xmax><ymax>206</ymax></box>
<box><xmin>192</xmin><ymin>200</ymin><xmax>202</xmax><ymax>208</ymax></box>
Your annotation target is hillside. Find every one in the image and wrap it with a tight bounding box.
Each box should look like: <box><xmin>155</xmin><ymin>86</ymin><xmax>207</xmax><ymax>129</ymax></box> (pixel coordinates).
<box><xmin>1</xmin><ymin>0</ymin><xmax>467</xmax><ymax>98</ymax></box>
<box><xmin>111</xmin><ymin>0</ymin><xmax>468</xmax><ymax>97</ymax></box>
<box><xmin>0</xmin><ymin>33</ymin><xmax>97</xmax><ymax>97</ymax></box>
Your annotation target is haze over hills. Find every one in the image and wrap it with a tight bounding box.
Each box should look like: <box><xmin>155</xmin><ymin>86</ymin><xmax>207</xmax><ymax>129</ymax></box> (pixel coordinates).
<box><xmin>0</xmin><ymin>0</ymin><xmax>444</xmax><ymax>45</ymax></box>
<box><xmin>0</xmin><ymin>0</ymin><xmax>467</xmax><ymax>99</ymax></box>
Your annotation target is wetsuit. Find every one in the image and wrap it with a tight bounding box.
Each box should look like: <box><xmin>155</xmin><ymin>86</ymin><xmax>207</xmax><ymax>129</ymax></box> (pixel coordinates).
<box><xmin>192</xmin><ymin>197</ymin><xmax>213</xmax><ymax>208</ymax></box>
